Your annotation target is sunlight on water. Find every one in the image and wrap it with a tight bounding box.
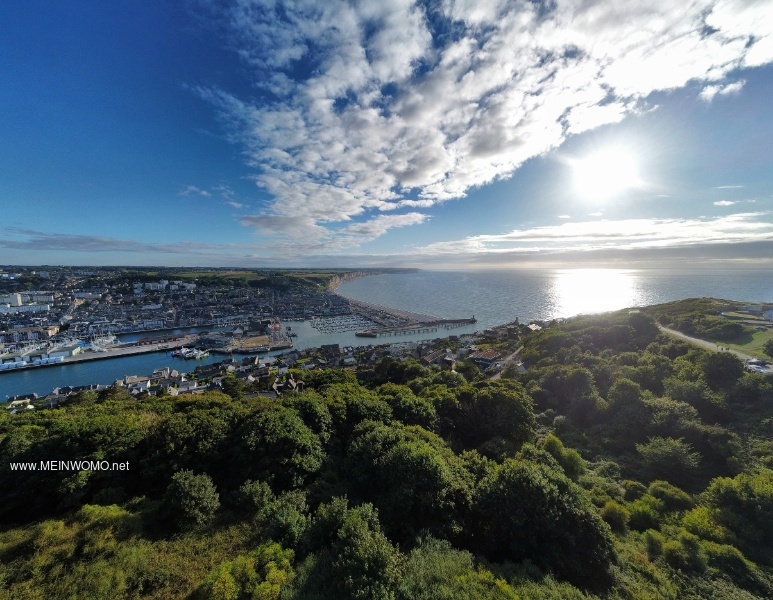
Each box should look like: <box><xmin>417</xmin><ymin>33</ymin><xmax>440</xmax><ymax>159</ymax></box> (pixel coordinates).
<box><xmin>550</xmin><ymin>269</ymin><xmax>638</xmax><ymax>317</ymax></box>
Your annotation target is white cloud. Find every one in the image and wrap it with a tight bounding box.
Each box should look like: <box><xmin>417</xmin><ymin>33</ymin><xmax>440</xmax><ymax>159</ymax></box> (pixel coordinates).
<box><xmin>341</xmin><ymin>212</ymin><xmax>428</xmax><ymax>239</ymax></box>
<box><xmin>200</xmin><ymin>0</ymin><xmax>773</xmax><ymax>252</ymax></box>
<box><xmin>700</xmin><ymin>79</ymin><xmax>747</xmax><ymax>101</ymax></box>
<box><xmin>714</xmin><ymin>200</ymin><xmax>738</xmax><ymax>206</ymax></box>
<box><xmin>558</xmin><ymin>214</ymin><xmax>572</xmax><ymax>219</ymax></box>
<box><xmin>179</xmin><ymin>185</ymin><xmax>211</xmax><ymax>197</ymax></box>
<box><xmin>417</xmin><ymin>212</ymin><xmax>773</xmax><ymax>255</ymax></box>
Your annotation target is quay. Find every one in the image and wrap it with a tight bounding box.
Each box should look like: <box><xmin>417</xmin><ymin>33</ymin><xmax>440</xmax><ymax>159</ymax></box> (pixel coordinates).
<box><xmin>1</xmin><ymin>336</ymin><xmax>199</xmax><ymax>373</ymax></box>
<box><xmin>355</xmin><ymin>317</ymin><xmax>476</xmax><ymax>337</ymax></box>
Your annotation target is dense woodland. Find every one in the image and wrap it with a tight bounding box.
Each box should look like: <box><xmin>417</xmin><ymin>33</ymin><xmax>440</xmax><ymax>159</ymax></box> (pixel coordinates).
<box><xmin>1</xmin><ymin>302</ymin><xmax>772</xmax><ymax>599</ymax></box>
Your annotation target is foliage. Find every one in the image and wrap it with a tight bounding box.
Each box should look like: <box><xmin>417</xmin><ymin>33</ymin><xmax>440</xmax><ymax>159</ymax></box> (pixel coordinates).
<box><xmin>600</xmin><ymin>500</ymin><xmax>630</xmax><ymax>534</ymax></box>
<box><xmin>5</xmin><ymin>301</ymin><xmax>773</xmax><ymax>598</ymax></box>
<box><xmin>231</xmin><ymin>404</ymin><xmax>324</xmax><ymax>490</ymax></box>
<box><xmin>197</xmin><ymin>542</ymin><xmax>294</xmax><ymax>600</ymax></box>
<box><xmin>703</xmin><ymin>469</ymin><xmax>773</xmax><ymax>564</ymax></box>
<box><xmin>636</xmin><ymin>437</ymin><xmax>701</xmax><ymax>487</ymax></box>
<box><xmin>540</xmin><ymin>434</ymin><xmax>585</xmax><ymax>481</ymax></box>
<box><xmin>397</xmin><ymin>537</ymin><xmax>518</xmax><ymax>599</ymax></box>
<box><xmin>162</xmin><ymin>470</ymin><xmax>220</xmax><ymax>530</ymax></box>
<box><xmin>474</xmin><ymin>457</ymin><xmax>615</xmax><ymax>589</ymax></box>
<box><xmin>346</xmin><ymin>421</ymin><xmax>473</xmax><ymax>542</ymax></box>
<box><xmin>291</xmin><ymin>499</ymin><xmax>404</xmax><ymax>600</ymax></box>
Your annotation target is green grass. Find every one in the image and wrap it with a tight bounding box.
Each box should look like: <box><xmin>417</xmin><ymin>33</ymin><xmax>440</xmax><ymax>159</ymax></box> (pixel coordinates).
<box><xmin>716</xmin><ymin>327</ymin><xmax>773</xmax><ymax>359</ymax></box>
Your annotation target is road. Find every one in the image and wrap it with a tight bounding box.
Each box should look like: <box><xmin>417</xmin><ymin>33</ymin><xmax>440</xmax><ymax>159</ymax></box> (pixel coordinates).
<box><xmin>489</xmin><ymin>345</ymin><xmax>524</xmax><ymax>380</ymax></box>
<box><xmin>657</xmin><ymin>325</ymin><xmax>769</xmax><ymax>366</ymax></box>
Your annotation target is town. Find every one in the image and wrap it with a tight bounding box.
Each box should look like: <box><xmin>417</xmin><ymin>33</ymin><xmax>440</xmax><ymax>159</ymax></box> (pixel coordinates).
<box><xmin>1</xmin><ymin>266</ymin><xmax>522</xmax><ymax>405</ymax></box>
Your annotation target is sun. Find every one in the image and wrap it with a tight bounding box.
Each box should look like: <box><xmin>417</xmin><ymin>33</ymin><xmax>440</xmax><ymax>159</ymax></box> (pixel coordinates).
<box><xmin>573</xmin><ymin>147</ymin><xmax>640</xmax><ymax>200</ymax></box>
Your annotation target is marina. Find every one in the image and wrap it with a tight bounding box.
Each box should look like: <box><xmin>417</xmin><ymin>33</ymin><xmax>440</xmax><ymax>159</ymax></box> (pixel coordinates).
<box><xmin>355</xmin><ymin>317</ymin><xmax>478</xmax><ymax>337</ymax></box>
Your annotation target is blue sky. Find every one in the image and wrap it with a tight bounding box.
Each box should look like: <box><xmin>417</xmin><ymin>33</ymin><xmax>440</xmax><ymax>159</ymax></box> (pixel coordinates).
<box><xmin>2</xmin><ymin>0</ymin><xmax>773</xmax><ymax>268</ymax></box>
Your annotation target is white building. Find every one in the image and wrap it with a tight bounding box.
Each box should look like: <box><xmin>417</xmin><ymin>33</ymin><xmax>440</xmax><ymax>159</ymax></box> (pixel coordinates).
<box><xmin>0</xmin><ymin>304</ymin><xmax>51</xmax><ymax>314</ymax></box>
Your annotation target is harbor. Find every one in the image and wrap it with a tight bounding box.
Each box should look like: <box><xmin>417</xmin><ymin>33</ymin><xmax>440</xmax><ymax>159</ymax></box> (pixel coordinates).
<box><xmin>355</xmin><ymin>317</ymin><xmax>477</xmax><ymax>337</ymax></box>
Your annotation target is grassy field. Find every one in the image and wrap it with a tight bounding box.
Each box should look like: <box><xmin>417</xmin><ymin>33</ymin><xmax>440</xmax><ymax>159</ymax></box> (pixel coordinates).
<box><xmin>723</xmin><ymin>326</ymin><xmax>773</xmax><ymax>358</ymax></box>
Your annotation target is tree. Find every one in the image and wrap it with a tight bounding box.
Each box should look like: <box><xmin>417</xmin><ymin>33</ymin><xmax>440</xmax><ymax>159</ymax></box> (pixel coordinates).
<box><xmin>377</xmin><ymin>383</ymin><xmax>437</xmax><ymax>431</ymax></box>
<box><xmin>763</xmin><ymin>339</ymin><xmax>773</xmax><ymax>359</ymax></box>
<box><xmin>452</xmin><ymin>381</ymin><xmax>535</xmax><ymax>454</ymax></box>
<box><xmin>293</xmin><ymin>499</ymin><xmax>404</xmax><ymax>600</ymax></box>
<box><xmin>232</xmin><ymin>405</ymin><xmax>323</xmax><ymax>490</ymax></box>
<box><xmin>198</xmin><ymin>542</ymin><xmax>294</xmax><ymax>600</ymax></box>
<box><xmin>636</xmin><ymin>437</ymin><xmax>700</xmax><ymax>486</ymax></box>
<box><xmin>162</xmin><ymin>470</ymin><xmax>220</xmax><ymax>530</ymax></box>
<box><xmin>475</xmin><ymin>458</ymin><xmax>615</xmax><ymax>590</ymax></box>
<box><xmin>701</xmin><ymin>352</ymin><xmax>745</xmax><ymax>391</ymax></box>
<box><xmin>346</xmin><ymin>421</ymin><xmax>472</xmax><ymax>542</ymax></box>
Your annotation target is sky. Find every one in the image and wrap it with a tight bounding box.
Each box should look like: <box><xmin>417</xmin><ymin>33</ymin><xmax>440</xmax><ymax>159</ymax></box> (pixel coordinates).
<box><xmin>2</xmin><ymin>0</ymin><xmax>773</xmax><ymax>269</ymax></box>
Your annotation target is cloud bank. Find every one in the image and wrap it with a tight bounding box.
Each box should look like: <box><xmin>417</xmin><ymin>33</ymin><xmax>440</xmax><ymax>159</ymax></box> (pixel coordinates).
<box><xmin>197</xmin><ymin>0</ymin><xmax>773</xmax><ymax>253</ymax></box>
<box><xmin>417</xmin><ymin>212</ymin><xmax>773</xmax><ymax>256</ymax></box>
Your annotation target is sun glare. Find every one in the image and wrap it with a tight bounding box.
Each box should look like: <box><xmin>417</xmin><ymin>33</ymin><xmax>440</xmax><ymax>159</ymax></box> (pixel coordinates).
<box><xmin>550</xmin><ymin>269</ymin><xmax>637</xmax><ymax>317</ymax></box>
<box><xmin>573</xmin><ymin>148</ymin><xmax>639</xmax><ymax>200</ymax></box>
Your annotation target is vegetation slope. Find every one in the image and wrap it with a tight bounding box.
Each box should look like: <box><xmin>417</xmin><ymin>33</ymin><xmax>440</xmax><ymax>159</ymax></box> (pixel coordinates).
<box><xmin>1</xmin><ymin>303</ymin><xmax>772</xmax><ymax>599</ymax></box>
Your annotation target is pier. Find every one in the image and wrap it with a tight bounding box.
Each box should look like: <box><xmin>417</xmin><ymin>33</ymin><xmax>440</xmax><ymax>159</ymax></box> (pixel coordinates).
<box><xmin>355</xmin><ymin>317</ymin><xmax>476</xmax><ymax>337</ymax></box>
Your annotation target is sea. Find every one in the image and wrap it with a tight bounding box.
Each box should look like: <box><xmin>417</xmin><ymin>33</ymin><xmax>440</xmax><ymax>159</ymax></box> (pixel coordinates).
<box><xmin>3</xmin><ymin>267</ymin><xmax>773</xmax><ymax>399</ymax></box>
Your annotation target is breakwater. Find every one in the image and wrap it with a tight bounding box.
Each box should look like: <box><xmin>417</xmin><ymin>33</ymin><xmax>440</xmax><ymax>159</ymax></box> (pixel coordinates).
<box><xmin>355</xmin><ymin>317</ymin><xmax>477</xmax><ymax>337</ymax></box>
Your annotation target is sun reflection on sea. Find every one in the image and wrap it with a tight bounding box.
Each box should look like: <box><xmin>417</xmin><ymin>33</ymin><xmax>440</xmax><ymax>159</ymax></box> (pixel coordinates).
<box><xmin>549</xmin><ymin>269</ymin><xmax>638</xmax><ymax>318</ymax></box>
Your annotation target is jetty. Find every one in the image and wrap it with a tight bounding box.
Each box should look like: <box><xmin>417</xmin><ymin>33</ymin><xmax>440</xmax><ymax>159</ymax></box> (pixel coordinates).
<box><xmin>355</xmin><ymin>317</ymin><xmax>476</xmax><ymax>338</ymax></box>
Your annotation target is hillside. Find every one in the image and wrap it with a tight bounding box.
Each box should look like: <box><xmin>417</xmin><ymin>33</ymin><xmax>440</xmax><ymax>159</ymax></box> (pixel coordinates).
<box><xmin>1</xmin><ymin>303</ymin><xmax>772</xmax><ymax>599</ymax></box>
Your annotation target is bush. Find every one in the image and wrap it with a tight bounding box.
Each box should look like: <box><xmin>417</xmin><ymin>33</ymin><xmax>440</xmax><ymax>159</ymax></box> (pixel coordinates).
<box><xmin>681</xmin><ymin>506</ymin><xmax>727</xmax><ymax>543</ymax></box>
<box><xmin>703</xmin><ymin>469</ymin><xmax>773</xmax><ymax>563</ymax></box>
<box><xmin>662</xmin><ymin>531</ymin><xmax>706</xmax><ymax>573</ymax></box>
<box><xmin>234</xmin><ymin>480</ymin><xmax>274</xmax><ymax>516</ymax></box>
<box><xmin>644</xmin><ymin>529</ymin><xmax>664</xmax><ymax>559</ymax></box>
<box><xmin>475</xmin><ymin>458</ymin><xmax>615</xmax><ymax>590</ymax></box>
<box><xmin>600</xmin><ymin>501</ymin><xmax>630</xmax><ymax>534</ymax></box>
<box><xmin>622</xmin><ymin>480</ymin><xmax>647</xmax><ymax>502</ymax></box>
<box><xmin>647</xmin><ymin>480</ymin><xmax>693</xmax><ymax>512</ymax></box>
<box><xmin>197</xmin><ymin>542</ymin><xmax>294</xmax><ymax>600</ymax></box>
<box><xmin>291</xmin><ymin>500</ymin><xmax>404</xmax><ymax>600</ymax></box>
<box><xmin>636</xmin><ymin>437</ymin><xmax>700</xmax><ymax>486</ymax></box>
<box><xmin>399</xmin><ymin>537</ymin><xmax>519</xmax><ymax>600</ymax></box>
<box><xmin>628</xmin><ymin>496</ymin><xmax>663</xmax><ymax>532</ymax></box>
<box><xmin>162</xmin><ymin>470</ymin><xmax>220</xmax><ymax>530</ymax></box>
<box><xmin>541</xmin><ymin>434</ymin><xmax>585</xmax><ymax>481</ymax></box>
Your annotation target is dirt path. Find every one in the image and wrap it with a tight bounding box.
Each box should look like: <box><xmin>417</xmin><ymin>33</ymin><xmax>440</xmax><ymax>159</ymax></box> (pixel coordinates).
<box><xmin>658</xmin><ymin>325</ymin><xmax>757</xmax><ymax>361</ymax></box>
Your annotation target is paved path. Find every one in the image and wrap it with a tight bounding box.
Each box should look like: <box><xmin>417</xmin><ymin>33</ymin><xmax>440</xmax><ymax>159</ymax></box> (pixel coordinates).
<box><xmin>658</xmin><ymin>325</ymin><xmax>757</xmax><ymax>361</ymax></box>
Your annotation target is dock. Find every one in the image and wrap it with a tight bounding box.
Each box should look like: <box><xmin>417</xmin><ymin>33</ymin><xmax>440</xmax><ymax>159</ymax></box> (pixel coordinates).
<box><xmin>0</xmin><ymin>336</ymin><xmax>198</xmax><ymax>373</ymax></box>
<box><xmin>355</xmin><ymin>317</ymin><xmax>476</xmax><ymax>337</ymax></box>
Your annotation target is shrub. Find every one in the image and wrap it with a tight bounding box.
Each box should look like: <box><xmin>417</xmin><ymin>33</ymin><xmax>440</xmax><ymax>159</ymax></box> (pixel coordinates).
<box><xmin>235</xmin><ymin>480</ymin><xmax>274</xmax><ymax>516</ymax></box>
<box><xmin>541</xmin><ymin>434</ymin><xmax>585</xmax><ymax>481</ymax></box>
<box><xmin>622</xmin><ymin>480</ymin><xmax>647</xmax><ymax>502</ymax></box>
<box><xmin>647</xmin><ymin>480</ymin><xmax>693</xmax><ymax>512</ymax></box>
<box><xmin>475</xmin><ymin>458</ymin><xmax>615</xmax><ymax>590</ymax></box>
<box><xmin>636</xmin><ymin>437</ymin><xmax>700</xmax><ymax>486</ymax></box>
<box><xmin>681</xmin><ymin>506</ymin><xmax>727</xmax><ymax>543</ymax></box>
<box><xmin>600</xmin><ymin>501</ymin><xmax>630</xmax><ymax>534</ymax></box>
<box><xmin>644</xmin><ymin>529</ymin><xmax>664</xmax><ymax>559</ymax></box>
<box><xmin>162</xmin><ymin>470</ymin><xmax>220</xmax><ymax>530</ymax></box>
<box><xmin>197</xmin><ymin>542</ymin><xmax>294</xmax><ymax>600</ymax></box>
<box><xmin>628</xmin><ymin>496</ymin><xmax>663</xmax><ymax>532</ymax></box>
<box><xmin>662</xmin><ymin>531</ymin><xmax>706</xmax><ymax>573</ymax></box>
